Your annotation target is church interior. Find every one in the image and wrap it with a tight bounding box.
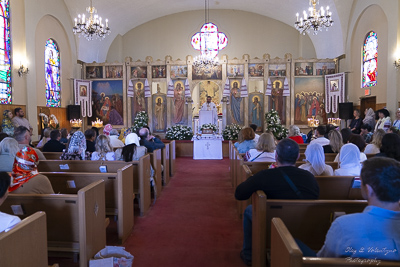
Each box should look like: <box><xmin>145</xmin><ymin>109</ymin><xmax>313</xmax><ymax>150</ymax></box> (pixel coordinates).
<box><xmin>1</xmin><ymin>0</ymin><xmax>400</xmax><ymax>266</ymax></box>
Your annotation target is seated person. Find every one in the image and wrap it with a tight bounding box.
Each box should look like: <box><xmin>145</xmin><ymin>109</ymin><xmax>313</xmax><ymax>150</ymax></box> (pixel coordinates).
<box><xmin>109</xmin><ymin>129</ymin><xmax>124</xmax><ymax>148</ymax></box>
<box><xmin>234</xmin><ymin>127</ymin><xmax>256</xmax><ymax>153</ymax></box>
<box><xmin>364</xmin><ymin>129</ymin><xmax>385</xmax><ymax>154</ymax></box>
<box><xmin>36</xmin><ymin>127</ymin><xmax>51</xmax><ymax>148</ymax></box>
<box><xmin>115</xmin><ymin>133</ymin><xmax>147</xmax><ymax>161</ymax></box>
<box><xmin>42</xmin><ymin>130</ymin><xmax>66</xmax><ymax>152</ymax></box>
<box><xmin>14</xmin><ymin>126</ymin><xmax>46</xmax><ymax>160</ymax></box>
<box><xmin>249</xmin><ymin>124</ymin><xmax>260</xmax><ymax>143</ymax></box>
<box><xmin>235</xmin><ymin>139</ymin><xmax>319</xmax><ymax>266</ymax></box>
<box><xmin>375</xmin><ymin>133</ymin><xmax>400</xmax><ymax>161</ymax></box>
<box><xmin>347</xmin><ymin>134</ymin><xmax>367</xmax><ymax>162</ymax></box>
<box><xmin>309</xmin><ymin>125</ymin><xmax>330</xmax><ymax>146</ymax></box>
<box><xmin>317</xmin><ymin>157</ymin><xmax>400</xmax><ymax>261</ymax></box>
<box><xmin>59</xmin><ymin>128</ymin><xmax>69</xmax><ymax>145</ymax></box>
<box><xmin>85</xmin><ymin>128</ymin><xmax>96</xmax><ymax>153</ymax></box>
<box><xmin>360</xmin><ymin>124</ymin><xmax>373</xmax><ymax>143</ymax></box>
<box><xmin>244</xmin><ymin>132</ymin><xmax>275</xmax><ymax>162</ymax></box>
<box><xmin>0</xmin><ymin>172</ymin><xmax>21</xmax><ymax>232</ymax></box>
<box><xmin>9</xmin><ymin>147</ymin><xmax>54</xmax><ymax>194</ymax></box>
<box><xmin>340</xmin><ymin>128</ymin><xmax>353</xmax><ymax>144</ymax></box>
<box><xmin>334</xmin><ymin>143</ymin><xmax>362</xmax><ymax>176</ymax></box>
<box><xmin>323</xmin><ymin>129</ymin><xmax>343</xmax><ymax>153</ymax></box>
<box><xmin>138</xmin><ymin>127</ymin><xmax>165</xmax><ymax>153</ymax></box>
<box><xmin>299</xmin><ymin>143</ymin><xmax>333</xmax><ymax>176</ymax></box>
<box><xmin>60</xmin><ymin>131</ymin><xmax>91</xmax><ymax>160</ymax></box>
<box><xmin>348</xmin><ymin>109</ymin><xmax>363</xmax><ymax>134</ymax></box>
<box><xmin>0</xmin><ymin>137</ymin><xmax>19</xmax><ymax>172</ymax></box>
<box><xmin>91</xmin><ymin>134</ymin><xmax>115</xmax><ymax>161</ymax></box>
<box><xmin>288</xmin><ymin>125</ymin><xmax>304</xmax><ymax>144</ymax></box>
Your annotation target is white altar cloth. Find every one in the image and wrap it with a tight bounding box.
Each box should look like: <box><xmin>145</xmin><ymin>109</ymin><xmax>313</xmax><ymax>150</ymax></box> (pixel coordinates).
<box><xmin>192</xmin><ymin>135</ymin><xmax>223</xmax><ymax>160</ymax></box>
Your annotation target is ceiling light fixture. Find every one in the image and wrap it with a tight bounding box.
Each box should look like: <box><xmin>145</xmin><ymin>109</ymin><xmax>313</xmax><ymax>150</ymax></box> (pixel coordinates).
<box><xmin>295</xmin><ymin>0</ymin><xmax>333</xmax><ymax>35</ymax></box>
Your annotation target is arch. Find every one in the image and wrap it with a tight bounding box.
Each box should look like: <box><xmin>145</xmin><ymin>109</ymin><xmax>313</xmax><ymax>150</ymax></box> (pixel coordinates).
<box><xmin>362</xmin><ymin>31</ymin><xmax>378</xmax><ymax>88</ymax></box>
<box><xmin>0</xmin><ymin>0</ymin><xmax>11</xmax><ymax>104</ymax></box>
<box><xmin>45</xmin><ymin>38</ymin><xmax>61</xmax><ymax>107</ymax></box>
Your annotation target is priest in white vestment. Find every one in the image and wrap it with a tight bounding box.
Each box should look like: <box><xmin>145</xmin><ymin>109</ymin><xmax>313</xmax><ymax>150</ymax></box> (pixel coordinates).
<box><xmin>201</xmin><ymin>96</ymin><xmax>218</xmax><ymax>125</ymax></box>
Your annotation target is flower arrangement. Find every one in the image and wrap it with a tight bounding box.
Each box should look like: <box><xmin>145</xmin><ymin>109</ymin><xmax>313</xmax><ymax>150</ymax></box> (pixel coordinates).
<box><xmin>265</xmin><ymin>109</ymin><xmax>288</xmax><ymax>140</ymax></box>
<box><xmin>165</xmin><ymin>125</ymin><xmax>193</xmax><ymax>140</ymax></box>
<box><xmin>39</xmin><ymin>113</ymin><xmax>59</xmax><ymax>129</ymax></box>
<box><xmin>200</xmin><ymin>123</ymin><xmax>217</xmax><ymax>132</ymax></box>
<box><xmin>222</xmin><ymin>124</ymin><xmax>243</xmax><ymax>140</ymax></box>
<box><xmin>131</xmin><ymin>111</ymin><xmax>149</xmax><ymax>132</ymax></box>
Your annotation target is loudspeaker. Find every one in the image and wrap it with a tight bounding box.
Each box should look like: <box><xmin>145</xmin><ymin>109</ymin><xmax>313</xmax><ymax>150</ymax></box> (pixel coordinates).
<box><xmin>67</xmin><ymin>105</ymin><xmax>81</xmax><ymax>120</ymax></box>
<box><xmin>339</xmin><ymin>102</ymin><xmax>353</xmax><ymax>120</ymax></box>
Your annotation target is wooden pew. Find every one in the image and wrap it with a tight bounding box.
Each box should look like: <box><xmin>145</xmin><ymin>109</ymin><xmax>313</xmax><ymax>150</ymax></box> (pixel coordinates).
<box><xmin>42</xmin><ymin>152</ymin><xmax>63</xmax><ymax>160</ymax></box>
<box><xmin>236</xmin><ymin>164</ymin><xmax>252</xmax><ymax>218</ymax></box>
<box><xmin>169</xmin><ymin>140</ymin><xmax>176</xmax><ymax>177</ymax></box>
<box><xmin>149</xmin><ymin>149</ymin><xmax>162</xmax><ymax>196</ymax></box>
<box><xmin>298</xmin><ymin>153</ymin><xmax>338</xmax><ymax>162</ymax></box>
<box><xmin>0</xmin><ymin>212</ymin><xmax>48</xmax><ymax>267</ymax></box>
<box><xmin>251</xmin><ymin>190</ymin><xmax>368</xmax><ymax>267</ymax></box>
<box><xmin>270</xmin><ymin>217</ymin><xmax>399</xmax><ymax>267</ymax></box>
<box><xmin>229</xmin><ymin>141</ymin><xmax>234</xmax><ymax>186</ymax></box>
<box><xmin>1</xmin><ymin>180</ymin><xmax>106</xmax><ymax>267</ymax></box>
<box><xmin>37</xmin><ymin>155</ymin><xmax>152</xmax><ymax>216</ymax></box>
<box><xmin>162</xmin><ymin>144</ymin><xmax>170</xmax><ymax>186</ymax></box>
<box><xmin>41</xmin><ymin>163</ymin><xmax>134</xmax><ymax>243</ymax></box>
<box><xmin>244</xmin><ymin>161</ymin><xmax>339</xmax><ymax>175</ymax></box>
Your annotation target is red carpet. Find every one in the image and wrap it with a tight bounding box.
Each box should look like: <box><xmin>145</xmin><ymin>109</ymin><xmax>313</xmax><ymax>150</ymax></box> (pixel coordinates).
<box><xmin>124</xmin><ymin>157</ymin><xmax>246</xmax><ymax>267</ymax></box>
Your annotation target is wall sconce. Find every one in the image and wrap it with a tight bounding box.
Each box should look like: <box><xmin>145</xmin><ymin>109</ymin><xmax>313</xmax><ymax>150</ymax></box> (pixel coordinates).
<box><xmin>18</xmin><ymin>64</ymin><xmax>29</xmax><ymax>77</ymax></box>
<box><xmin>394</xmin><ymin>59</ymin><xmax>400</xmax><ymax>69</ymax></box>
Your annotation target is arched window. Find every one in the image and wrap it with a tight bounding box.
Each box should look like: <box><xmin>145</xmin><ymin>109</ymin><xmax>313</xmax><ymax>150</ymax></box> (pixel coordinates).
<box><xmin>0</xmin><ymin>1</ymin><xmax>11</xmax><ymax>104</ymax></box>
<box><xmin>45</xmin><ymin>39</ymin><xmax>61</xmax><ymax>107</ymax></box>
<box><xmin>362</xmin><ymin>31</ymin><xmax>378</xmax><ymax>88</ymax></box>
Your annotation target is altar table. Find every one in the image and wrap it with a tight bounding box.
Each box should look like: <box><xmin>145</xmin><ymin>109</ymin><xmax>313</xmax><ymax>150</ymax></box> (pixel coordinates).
<box><xmin>192</xmin><ymin>135</ymin><xmax>223</xmax><ymax>160</ymax></box>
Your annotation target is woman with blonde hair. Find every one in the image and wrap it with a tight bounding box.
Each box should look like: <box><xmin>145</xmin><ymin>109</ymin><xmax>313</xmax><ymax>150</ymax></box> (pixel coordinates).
<box><xmin>244</xmin><ymin>133</ymin><xmax>276</xmax><ymax>162</ymax></box>
<box><xmin>91</xmin><ymin>134</ymin><xmax>115</xmax><ymax>161</ymax></box>
<box><xmin>299</xmin><ymin>143</ymin><xmax>333</xmax><ymax>176</ymax></box>
<box><xmin>364</xmin><ymin>129</ymin><xmax>385</xmax><ymax>154</ymax></box>
<box><xmin>234</xmin><ymin>127</ymin><xmax>256</xmax><ymax>153</ymax></box>
<box><xmin>37</xmin><ymin>127</ymin><xmax>51</xmax><ymax>148</ymax></box>
<box><xmin>288</xmin><ymin>125</ymin><xmax>304</xmax><ymax>144</ymax></box>
<box><xmin>0</xmin><ymin>137</ymin><xmax>19</xmax><ymax>172</ymax></box>
<box><xmin>323</xmin><ymin>130</ymin><xmax>343</xmax><ymax>153</ymax></box>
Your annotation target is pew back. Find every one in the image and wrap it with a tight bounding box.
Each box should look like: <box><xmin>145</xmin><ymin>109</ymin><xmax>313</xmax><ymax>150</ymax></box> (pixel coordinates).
<box><xmin>2</xmin><ymin>180</ymin><xmax>106</xmax><ymax>267</ymax></box>
<box><xmin>162</xmin><ymin>144</ymin><xmax>170</xmax><ymax>185</ymax></box>
<box><xmin>169</xmin><ymin>140</ymin><xmax>176</xmax><ymax>177</ymax></box>
<box><xmin>150</xmin><ymin>149</ymin><xmax>162</xmax><ymax>196</ymax></box>
<box><xmin>43</xmin><ymin>152</ymin><xmax>63</xmax><ymax>160</ymax></box>
<box><xmin>0</xmin><ymin>212</ymin><xmax>48</xmax><ymax>267</ymax></box>
<box><xmin>252</xmin><ymin>190</ymin><xmax>368</xmax><ymax>267</ymax></box>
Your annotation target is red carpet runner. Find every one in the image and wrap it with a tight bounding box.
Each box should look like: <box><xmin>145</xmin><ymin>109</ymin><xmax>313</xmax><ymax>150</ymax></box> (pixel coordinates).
<box><xmin>124</xmin><ymin>157</ymin><xmax>246</xmax><ymax>267</ymax></box>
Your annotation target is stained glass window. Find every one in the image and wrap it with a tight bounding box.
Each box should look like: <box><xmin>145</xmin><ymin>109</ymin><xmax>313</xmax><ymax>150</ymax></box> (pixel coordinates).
<box><xmin>45</xmin><ymin>39</ymin><xmax>61</xmax><ymax>107</ymax></box>
<box><xmin>191</xmin><ymin>22</ymin><xmax>228</xmax><ymax>59</ymax></box>
<box><xmin>362</xmin><ymin>31</ymin><xmax>378</xmax><ymax>88</ymax></box>
<box><xmin>0</xmin><ymin>1</ymin><xmax>11</xmax><ymax>104</ymax></box>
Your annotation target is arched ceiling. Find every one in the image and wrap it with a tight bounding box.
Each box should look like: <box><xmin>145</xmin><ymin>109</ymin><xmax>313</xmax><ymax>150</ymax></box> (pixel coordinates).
<box><xmin>64</xmin><ymin>0</ymin><xmax>354</xmax><ymax>62</ymax></box>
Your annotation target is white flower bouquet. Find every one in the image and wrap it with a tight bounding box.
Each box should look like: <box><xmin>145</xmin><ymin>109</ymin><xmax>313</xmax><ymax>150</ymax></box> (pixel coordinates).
<box><xmin>223</xmin><ymin>124</ymin><xmax>243</xmax><ymax>140</ymax></box>
<box><xmin>131</xmin><ymin>111</ymin><xmax>149</xmax><ymax>132</ymax></box>
<box><xmin>166</xmin><ymin>125</ymin><xmax>193</xmax><ymax>140</ymax></box>
<box><xmin>265</xmin><ymin>109</ymin><xmax>288</xmax><ymax>140</ymax></box>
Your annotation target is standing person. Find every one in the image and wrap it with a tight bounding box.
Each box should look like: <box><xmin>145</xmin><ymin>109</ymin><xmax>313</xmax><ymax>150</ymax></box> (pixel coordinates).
<box><xmin>200</xmin><ymin>96</ymin><xmax>218</xmax><ymax>125</ymax></box>
<box><xmin>42</xmin><ymin>130</ymin><xmax>66</xmax><ymax>152</ymax></box>
<box><xmin>1</xmin><ymin>110</ymin><xmax>14</xmax><ymax>137</ymax></box>
<box><xmin>363</xmin><ymin>108</ymin><xmax>376</xmax><ymax>130</ymax></box>
<box><xmin>11</xmin><ymin>108</ymin><xmax>32</xmax><ymax>132</ymax></box>
<box><xmin>235</xmin><ymin>139</ymin><xmax>319</xmax><ymax>266</ymax></box>
<box><xmin>14</xmin><ymin>126</ymin><xmax>46</xmax><ymax>160</ymax></box>
<box><xmin>0</xmin><ymin>172</ymin><xmax>21</xmax><ymax>232</ymax></box>
<box><xmin>85</xmin><ymin>129</ymin><xmax>96</xmax><ymax>153</ymax></box>
<box><xmin>317</xmin><ymin>157</ymin><xmax>400</xmax><ymax>261</ymax></box>
<box><xmin>375</xmin><ymin>109</ymin><xmax>391</xmax><ymax>132</ymax></box>
<box><xmin>348</xmin><ymin>109</ymin><xmax>363</xmax><ymax>134</ymax></box>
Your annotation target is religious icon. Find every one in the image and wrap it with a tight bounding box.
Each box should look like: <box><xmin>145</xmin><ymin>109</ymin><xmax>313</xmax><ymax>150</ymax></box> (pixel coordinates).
<box><xmin>230</xmin><ymin>80</ymin><xmax>242</xmax><ymax>124</ymax></box>
<box><xmin>250</xmin><ymin>94</ymin><xmax>263</xmax><ymax>130</ymax></box>
<box><xmin>249</xmin><ymin>64</ymin><xmax>264</xmax><ymax>77</ymax></box>
<box><xmin>170</xmin><ymin>65</ymin><xmax>188</xmax><ymax>78</ymax></box>
<box><xmin>80</xmin><ymin>85</ymin><xmax>87</xmax><ymax>97</ymax></box>
<box><xmin>133</xmin><ymin>81</ymin><xmax>146</xmax><ymax>117</ymax></box>
<box><xmin>173</xmin><ymin>81</ymin><xmax>185</xmax><ymax>124</ymax></box>
<box><xmin>330</xmin><ymin>80</ymin><xmax>339</xmax><ymax>92</ymax></box>
<box><xmin>131</xmin><ymin>66</ymin><xmax>147</xmax><ymax>78</ymax></box>
<box><xmin>152</xmin><ymin>65</ymin><xmax>166</xmax><ymax>78</ymax></box>
<box><xmin>154</xmin><ymin>97</ymin><xmax>165</xmax><ymax>131</ymax></box>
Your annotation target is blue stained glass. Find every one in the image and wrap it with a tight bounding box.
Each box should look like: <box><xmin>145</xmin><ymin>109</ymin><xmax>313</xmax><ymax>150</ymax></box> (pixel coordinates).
<box><xmin>45</xmin><ymin>39</ymin><xmax>61</xmax><ymax>107</ymax></box>
<box><xmin>362</xmin><ymin>31</ymin><xmax>378</xmax><ymax>88</ymax></box>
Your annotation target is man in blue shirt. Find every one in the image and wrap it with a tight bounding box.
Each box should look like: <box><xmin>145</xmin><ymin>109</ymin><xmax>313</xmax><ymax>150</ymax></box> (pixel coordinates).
<box><xmin>317</xmin><ymin>157</ymin><xmax>400</xmax><ymax>261</ymax></box>
<box><xmin>138</xmin><ymin>127</ymin><xmax>165</xmax><ymax>153</ymax></box>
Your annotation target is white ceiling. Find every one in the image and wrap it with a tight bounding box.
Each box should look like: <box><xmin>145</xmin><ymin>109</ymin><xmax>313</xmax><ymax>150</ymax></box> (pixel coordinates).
<box><xmin>64</xmin><ymin>0</ymin><xmax>354</xmax><ymax>62</ymax></box>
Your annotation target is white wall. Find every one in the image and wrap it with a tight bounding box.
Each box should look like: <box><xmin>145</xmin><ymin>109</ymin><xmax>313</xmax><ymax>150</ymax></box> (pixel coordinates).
<box><xmin>106</xmin><ymin>10</ymin><xmax>317</xmax><ymax>63</ymax></box>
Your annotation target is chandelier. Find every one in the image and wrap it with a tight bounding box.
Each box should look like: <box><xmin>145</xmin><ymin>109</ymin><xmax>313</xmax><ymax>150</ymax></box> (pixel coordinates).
<box><xmin>295</xmin><ymin>0</ymin><xmax>333</xmax><ymax>35</ymax></box>
<box><xmin>72</xmin><ymin>0</ymin><xmax>110</xmax><ymax>41</ymax></box>
<box><xmin>191</xmin><ymin>0</ymin><xmax>227</xmax><ymax>68</ymax></box>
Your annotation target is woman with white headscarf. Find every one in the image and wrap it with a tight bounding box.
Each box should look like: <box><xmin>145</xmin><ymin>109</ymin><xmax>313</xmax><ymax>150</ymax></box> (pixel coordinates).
<box><xmin>298</xmin><ymin>143</ymin><xmax>333</xmax><ymax>176</ymax></box>
<box><xmin>60</xmin><ymin>131</ymin><xmax>91</xmax><ymax>160</ymax></box>
<box><xmin>115</xmin><ymin>133</ymin><xmax>147</xmax><ymax>161</ymax></box>
<box><xmin>334</xmin><ymin>143</ymin><xmax>362</xmax><ymax>176</ymax></box>
<box><xmin>363</xmin><ymin>108</ymin><xmax>376</xmax><ymax>130</ymax></box>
